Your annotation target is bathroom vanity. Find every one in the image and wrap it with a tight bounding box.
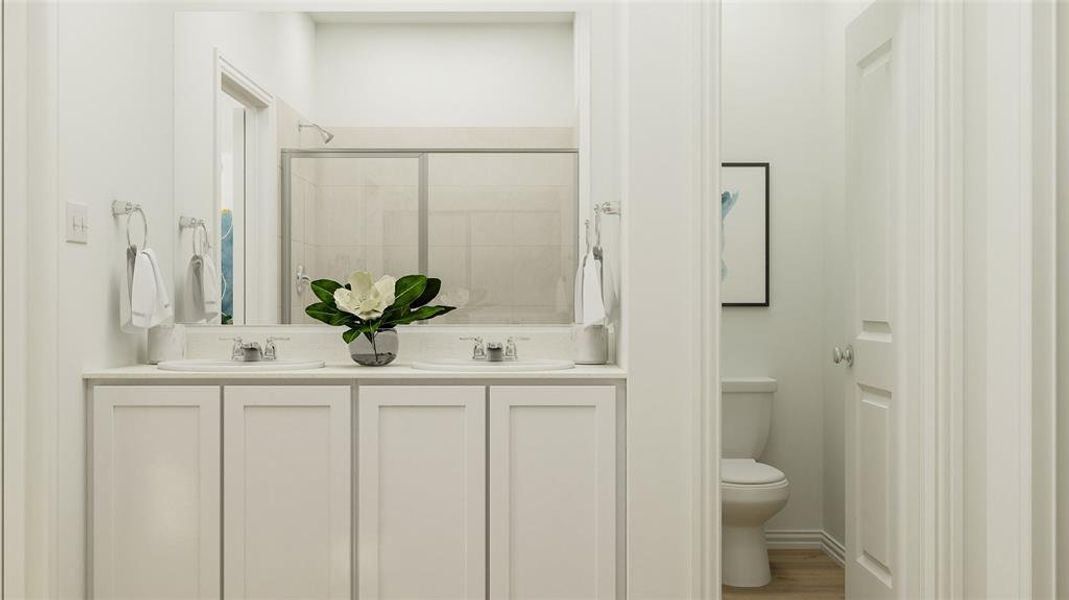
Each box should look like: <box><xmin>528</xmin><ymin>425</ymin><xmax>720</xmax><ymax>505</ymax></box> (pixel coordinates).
<box><xmin>84</xmin><ymin>365</ymin><xmax>626</xmax><ymax>600</ymax></box>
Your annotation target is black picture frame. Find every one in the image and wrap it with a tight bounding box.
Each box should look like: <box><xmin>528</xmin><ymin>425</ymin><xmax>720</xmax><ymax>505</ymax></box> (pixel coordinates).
<box><xmin>721</xmin><ymin>162</ymin><xmax>770</xmax><ymax>307</ymax></box>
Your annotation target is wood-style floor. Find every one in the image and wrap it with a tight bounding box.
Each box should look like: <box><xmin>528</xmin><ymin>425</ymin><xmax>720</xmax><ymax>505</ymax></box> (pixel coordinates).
<box><xmin>722</xmin><ymin>549</ymin><xmax>845</xmax><ymax>600</ymax></box>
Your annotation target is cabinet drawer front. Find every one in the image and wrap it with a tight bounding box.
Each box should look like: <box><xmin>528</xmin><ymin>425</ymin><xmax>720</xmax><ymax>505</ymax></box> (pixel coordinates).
<box><xmin>358</xmin><ymin>386</ymin><xmax>486</xmax><ymax>600</ymax></box>
<box><xmin>489</xmin><ymin>385</ymin><xmax>618</xmax><ymax>600</ymax></box>
<box><xmin>91</xmin><ymin>385</ymin><xmax>221</xmax><ymax>600</ymax></box>
<box><xmin>223</xmin><ymin>385</ymin><xmax>351</xmax><ymax>600</ymax></box>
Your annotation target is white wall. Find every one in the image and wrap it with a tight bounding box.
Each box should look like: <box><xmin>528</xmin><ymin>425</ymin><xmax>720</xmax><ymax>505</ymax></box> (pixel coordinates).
<box><xmin>720</xmin><ymin>0</ymin><xmax>829</xmax><ymax>534</ymax></box>
<box><xmin>38</xmin><ymin>2</ymin><xmax>180</xmax><ymax>596</ymax></box>
<box><xmin>314</xmin><ymin>21</ymin><xmax>574</xmax><ymax>128</ymax></box>
<box><xmin>623</xmin><ymin>2</ymin><xmax>715</xmax><ymax>595</ymax></box>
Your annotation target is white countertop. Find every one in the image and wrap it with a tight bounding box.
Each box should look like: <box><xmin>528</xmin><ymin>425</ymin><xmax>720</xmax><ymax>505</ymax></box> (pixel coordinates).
<box><xmin>84</xmin><ymin>363</ymin><xmax>627</xmax><ymax>382</ymax></box>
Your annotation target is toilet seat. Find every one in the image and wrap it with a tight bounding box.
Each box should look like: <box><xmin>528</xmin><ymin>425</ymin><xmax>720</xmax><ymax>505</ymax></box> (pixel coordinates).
<box><xmin>721</xmin><ymin>458</ymin><xmax>786</xmax><ymax>485</ymax></box>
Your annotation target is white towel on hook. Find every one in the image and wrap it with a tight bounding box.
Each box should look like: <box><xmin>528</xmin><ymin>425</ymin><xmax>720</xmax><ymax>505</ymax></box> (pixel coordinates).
<box><xmin>129</xmin><ymin>248</ymin><xmax>171</xmax><ymax>329</ymax></box>
<box><xmin>600</xmin><ymin>256</ymin><xmax>617</xmax><ymax>321</ymax></box>
<box><xmin>191</xmin><ymin>253</ymin><xmax>220</xmax><ymax>320</ymax></box>
<box><xmin>130</xmin><ymin>250</ymin><xmax>157</xmax><ymax>328</ymax></box>
<box><xmin>578</xmin><ymin>249</ymin><xmax>607</xmax><ymax>326</ymax></box>
<box><xmin>143</xmin><ymin>248</ymin><xmax>172</xmax><ymax>325</ymax></box>
<box><xmin>119</xmin><ymin>245</ymin><xmax>138</xmax><ymax>333</ymax></box>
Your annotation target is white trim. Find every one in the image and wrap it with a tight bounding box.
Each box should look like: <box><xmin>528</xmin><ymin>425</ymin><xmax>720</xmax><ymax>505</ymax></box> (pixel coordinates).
<box><xmin>23</xmin><ymin>0</ymin><xmax>59</xmax><ymax>596</ymax></box>
<box><xmin>821</xmin><ymin>530</ymin><xmax>847</xmax><ymax>567</ymax></box>
<box><xmin>764</xmin><ymin>529</ymin><xmax>846</xmax><ymax>567</ymax></box>
<box><xmin>698</xmin><ymin>0</ymin><xmax>721</xmax><ymax>596</ymax></box>
<box><xmin>217</xmin><ymin>54</ymin><xmax>271</xmax><ymax>109</ymax></box>
<box><xmin>211</xmin><ymin>50</ymin><xmax>275</xmax><ymax>325</ymax></box>
<box><xmin>1029</xmin><ymin>2</ymin><xmax>1058</xmax><ymax>597</ymax></box>
<box><xmin>1057</xmin><ymin>5</ymin><xmax>1069</xmax><ymax>598</ymax></box>
<box><xmin>960</xmin><ymin>3</ymin><xmax>1036</xmax><ymax>596</ymax></box>
<box><xmin>934</xmin><ymin>1</ymin><xmax>965</xmax><ymax>598</ymax></box>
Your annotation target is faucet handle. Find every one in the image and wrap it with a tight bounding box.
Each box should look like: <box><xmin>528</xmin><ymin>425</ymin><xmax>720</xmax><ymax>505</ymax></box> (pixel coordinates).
<box><xmin>264</xmin><ymin>336</ymin><xmax>289</xmax><ymax>361</ymax></box>
<box><xmin>459</xmin><ymin>336</ymin><xmax>486</xmax><ymax>360</ymax></box>
<box><xmin>222</xmin><ymin>337</ymin><xmax>244</xmax><ymax>360</ymax></box>
<box><xmin>505</xmin><ymin>336</ymin><xmax>530</xmax><ymax>360</ymax></box>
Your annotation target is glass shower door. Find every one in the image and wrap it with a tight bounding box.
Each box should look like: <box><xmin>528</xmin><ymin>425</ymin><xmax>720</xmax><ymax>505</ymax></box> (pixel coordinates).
<box><xmin>283</xmin><ymin>153</ymin><xmax>421</xmax><ymax>323</ymax></box>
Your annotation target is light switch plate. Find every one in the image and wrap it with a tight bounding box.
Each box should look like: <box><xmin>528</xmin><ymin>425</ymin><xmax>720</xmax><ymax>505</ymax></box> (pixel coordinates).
<box><xmin>66</xmin><ymin>202</ymin><xmax>88</xmax><ymax>244</ymax></box>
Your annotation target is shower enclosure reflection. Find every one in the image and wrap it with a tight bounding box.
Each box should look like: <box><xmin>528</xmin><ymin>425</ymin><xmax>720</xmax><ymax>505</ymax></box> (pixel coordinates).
<box><xmin>282</xmin><ymin>149</ymin><xmax>578</xmax><ymax>324</ymax></box>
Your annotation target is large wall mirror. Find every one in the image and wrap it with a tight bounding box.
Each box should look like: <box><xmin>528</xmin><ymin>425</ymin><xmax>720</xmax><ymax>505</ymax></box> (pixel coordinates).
<box><xmin>174</xmin><ymin>11</ymin><xmax>583</xmax><ymax>326</ymax></box>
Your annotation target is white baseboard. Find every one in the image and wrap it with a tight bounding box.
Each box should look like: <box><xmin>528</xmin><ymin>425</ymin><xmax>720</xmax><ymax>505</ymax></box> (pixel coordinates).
<box><xmin>765</xmin><ymin>529</ymin><xmax>845</xmax><ymax>567</ymax></box>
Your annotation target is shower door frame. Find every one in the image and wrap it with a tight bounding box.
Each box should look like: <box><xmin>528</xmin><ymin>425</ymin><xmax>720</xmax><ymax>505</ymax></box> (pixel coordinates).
<box><xmin>280</xmin><ymin>148</ymin><xmax>581</xmax><ymax>323</ymax></box>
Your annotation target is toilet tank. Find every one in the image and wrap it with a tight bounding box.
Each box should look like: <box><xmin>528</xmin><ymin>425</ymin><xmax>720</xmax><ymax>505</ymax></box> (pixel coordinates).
<box><xmin>721</xmin><ymin>377</ymin><xmax>778</xmax><ymax>459</ymax></box>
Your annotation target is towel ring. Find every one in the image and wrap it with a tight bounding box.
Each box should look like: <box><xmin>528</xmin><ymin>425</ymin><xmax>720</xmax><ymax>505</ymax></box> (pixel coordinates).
<box><xmin>193</xmin><ymin>222</ymin><xmax>211</xmax><ymax>256</ymax></box>
<box><xmin>180</xmin><ymin>216</ymin><xmax>211</xmax><ymax>256</ymax></box>
<box><xmin>126</xmin><ymin>207</ymin><xmax>148</xmax><ymax>250</ymax></box>
<box><xmin>112</xmin><ymin>200</ymin><xmax>148</xmax><ymax>250</ymax></box>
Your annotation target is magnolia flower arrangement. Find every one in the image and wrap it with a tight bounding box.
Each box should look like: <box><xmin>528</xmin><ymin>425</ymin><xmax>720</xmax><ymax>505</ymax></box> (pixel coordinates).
<box><xmin>305</xmin><ymin>271</ymin><xmax>456</xmax><ymax>344</ymax></box>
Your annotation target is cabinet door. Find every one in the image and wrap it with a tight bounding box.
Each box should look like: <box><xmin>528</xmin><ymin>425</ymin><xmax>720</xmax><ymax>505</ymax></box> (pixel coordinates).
<box><xmin>91</xmin><ymin>385</ymin><xmax>220</xmax><ymax>600</ymax></box>
<box><xmin>223</xmin><ymin>386</ymin><xmax>351</xmax><ymax>600</ymax></box>
<box><xmin>358</xmin><ymin>386</ymin><xmax>485</xmax><ymax>600</ymax></box>
<box><xmin>489</xmin><ymin>385</ymin><xmax>618</xmax><ymax>600</ymax></box>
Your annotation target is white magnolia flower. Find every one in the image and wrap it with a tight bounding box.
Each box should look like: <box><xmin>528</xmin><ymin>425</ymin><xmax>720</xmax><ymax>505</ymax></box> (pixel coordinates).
<box><xmin>334</xmin><ymin>271</ymin><xmax>396</xmax><ymax>320</ymax></box>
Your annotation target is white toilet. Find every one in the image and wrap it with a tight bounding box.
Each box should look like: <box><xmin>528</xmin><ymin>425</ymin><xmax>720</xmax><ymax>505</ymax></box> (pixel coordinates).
<box><xmin>721</xmin><ymin>377</ymin><xmax>789</xmax><ymax>588</ymax></box>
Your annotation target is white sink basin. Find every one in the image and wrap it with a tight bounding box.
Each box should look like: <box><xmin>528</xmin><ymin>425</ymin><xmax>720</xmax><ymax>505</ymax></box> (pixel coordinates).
<box><xmin>411</xmin><ymin>358</ymin><xmax>575</xmax><ymax>372</ymax></box>
<box><xmin>157</xmin><ymin>359</ymin><xmax>325</xmax><ymax>373</ymax></box>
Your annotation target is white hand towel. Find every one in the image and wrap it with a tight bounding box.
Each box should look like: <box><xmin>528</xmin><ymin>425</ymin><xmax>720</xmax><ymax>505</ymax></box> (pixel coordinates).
<box><xmin>580</xmin><ymin>250</ymin><xmax>607</xmax><ymax>326</ymax></box>
<box><xmin>182</xmin><ymin>257</ymin><xmax>203</xmax><ymax>323</ymax></box>
<box><xmin>120</xmin><ymin>246</ymin><xmax>139</xmax><ymax>333</ymax></box>
<box><xmin>574</xmin><ymin>256</ymin><xmax>585</xmax><ymax>321</ymax></box>
<box><xmin>143</xmin><ymin>248</ymin><xmax>172</xmax><ymax>326</ymax></box>
<box><xmin>198</xmin><ymin>254</ymin><xmax>220</xmax><ymax>319</ymax></box>
<box><xmin>601</xmin><ymin>256</ymin><xmax>617</xmax><ymax>321</ymax></box>
<box><xmin>130</xmin><ymin>250</ymin><xmax>158</xmax><ymax>329</ymax></box>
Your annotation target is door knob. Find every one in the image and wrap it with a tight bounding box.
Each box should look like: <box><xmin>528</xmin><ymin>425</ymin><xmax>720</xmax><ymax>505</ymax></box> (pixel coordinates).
<box><xmin>833</xmin><ymin>345</ymin><xmax>854</xmax><ymax>367</ymax></box>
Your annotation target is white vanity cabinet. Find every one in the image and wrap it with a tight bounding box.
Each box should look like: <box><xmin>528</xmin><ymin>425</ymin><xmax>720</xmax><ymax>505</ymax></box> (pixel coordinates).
<box><xmin>489</xmin><ymin>385</ymin><xmax>618</xmax><ymax>600</ymax></box>
<box><xmin>90</xmin><ymin>386</ymin><xmax>221</xmax><ymax>600</ymax></box>
<box><xmin>87</xmin><ymin>371</ymin><xmax>623</xmax><ymax>600</ymax></box>
<box><xmin>90</xmin><ymin>384</ymin><xmax>352</xmax><ymax>600</ymax></box>
<box><xmin>356</xmin><ymin>384</ymin><xmax>619</xmax><ymax>600</ymax></box>
<box><xmin>223</xmin><ymin>385</ymin><xmax>352</xmax><ymax>600</ymax></box>
<box><xmin>357</xmin><ymin>386</ymin><xmax>486</xmax><ymax>599</ymax></box>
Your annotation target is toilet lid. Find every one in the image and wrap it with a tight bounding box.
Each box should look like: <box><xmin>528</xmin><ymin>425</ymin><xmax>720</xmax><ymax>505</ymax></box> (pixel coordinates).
<box><xmin>721</xmin><ymin>458</ymin><xmax>786</xmax><ymax>485</ymax></box>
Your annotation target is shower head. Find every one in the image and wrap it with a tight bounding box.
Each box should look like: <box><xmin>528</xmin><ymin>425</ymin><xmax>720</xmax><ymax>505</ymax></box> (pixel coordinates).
<box><xmin>299</xmin><ymin>122</ymin><xmax>335</xmax><ymax>145</ymax></box>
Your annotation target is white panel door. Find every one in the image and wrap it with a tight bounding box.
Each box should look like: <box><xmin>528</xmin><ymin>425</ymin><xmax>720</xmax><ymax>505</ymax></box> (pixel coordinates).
<box><xmin>844</xmin><ymin>2</ymin><xmax>908</xmax><ymax>598</ymax></box>
<box><xmin>91</xmin><ymin>385</ymin><xmax>220</xmax><ymax>600</ymax></box>
<box><xmin>358</xmin><ymin>386</ymin><xmax>485</xmax><ymax>600</ymax></box>
<box><xmin>489</xmin><ymin>385</ymin><xmax>617</xmax><ymax>600</ymax></box>
<box><xmin>223</xmin><ymin>385</ymin><xmax>351</xmax><ymax>600</ymax></box>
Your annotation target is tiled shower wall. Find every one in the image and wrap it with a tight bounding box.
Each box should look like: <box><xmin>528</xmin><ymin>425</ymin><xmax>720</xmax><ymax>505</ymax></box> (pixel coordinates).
<box><xmin>427</xmin><ymin>153</ymin><xmax>576</xmax><ymax>324</ymax></box>
<box><xmin>289</xmin><ymin>152</ymin><xmax>576</xmax><ymax>324</ymax></box>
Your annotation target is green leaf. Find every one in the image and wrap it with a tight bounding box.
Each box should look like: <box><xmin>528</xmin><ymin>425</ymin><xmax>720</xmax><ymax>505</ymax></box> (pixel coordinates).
<box><xmin>410</xmin><ymin>278</ymin><xmax>442</xmax><ymax>308</ymax></box>
<box><xmin>342</xmin><ymin>329</ymin><xmax>360</xmax><ymax>344</ymax></box>
<box><xmin>392</xmin><ymin>274</ymin><xmax>427</xmax><ymax>309</ymax></box>
<box><xmin>305</xmin><ymin>302</ymin><xmax>351</xmax><ymax>327</ymax></box>
<box><xmin>379</xmin><ymin>304</ymin><xmax>405</xmax><ymax>328</ymax></box>
<box><xmin>310</xmin><ymin>279</ymin><xmax>343</xmax><ymax>303</ymax></box>
<box><xmin>390</xmin><ymin>304</ymin><xmax>456</xmax><ymax>325</ymax></box>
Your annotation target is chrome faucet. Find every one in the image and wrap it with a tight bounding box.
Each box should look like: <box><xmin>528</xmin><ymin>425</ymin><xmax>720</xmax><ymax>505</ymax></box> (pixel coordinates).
<box><xmin>224</xmin><ymin>337</ymin><xmax>288</xmax><ymax>362</ymax></box>
<box><xmin>226</xmin><ymin>337</ymin><xmax>262</xmax><ymax>362</ymax></box>
<box><xmin>459</xmin><ymin>336</ymin><xmax>530</xmax><ymax>361</ymax></box>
